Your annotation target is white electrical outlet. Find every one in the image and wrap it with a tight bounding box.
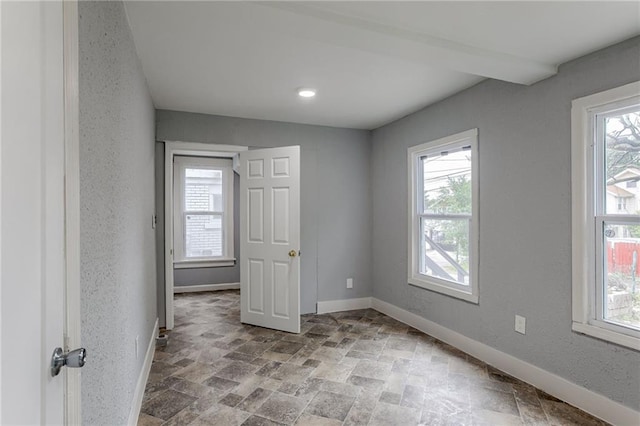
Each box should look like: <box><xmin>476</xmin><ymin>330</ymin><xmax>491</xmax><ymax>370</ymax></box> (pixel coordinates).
<box><xmin>346</xmin><ymin>278</ymin><xmax>353</xmax><ymax>289</ymax></box>
<box><xmin>515</xmin><ymin>315</ymin><xmax>526</xmax><ymax>334</ymax></box>
<box><xmin>135</xmin><ymin>335</ymin><xmax>139</xmax><ymax>359</ymax></box>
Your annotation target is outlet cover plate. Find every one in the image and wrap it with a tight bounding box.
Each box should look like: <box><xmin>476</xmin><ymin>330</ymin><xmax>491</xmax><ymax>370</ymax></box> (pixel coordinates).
<box><xmin>515</xmin><ymin>315</ymin><xmax>526</xmax><ymax>334</ymax></box>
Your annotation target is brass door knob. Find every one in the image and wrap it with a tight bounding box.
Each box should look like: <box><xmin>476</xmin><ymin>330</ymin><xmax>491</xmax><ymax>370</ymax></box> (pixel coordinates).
<box><xmin>288</xmin><ymin>250</ymin><xmax>297</xmax><ymax>257</ymax></box>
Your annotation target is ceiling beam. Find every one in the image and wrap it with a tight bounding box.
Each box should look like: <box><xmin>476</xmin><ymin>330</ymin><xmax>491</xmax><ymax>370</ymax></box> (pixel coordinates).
<box><xmin>256</xmin><ymin>2</ymin><xmax>557</xmax><ymax>85</ymax></box>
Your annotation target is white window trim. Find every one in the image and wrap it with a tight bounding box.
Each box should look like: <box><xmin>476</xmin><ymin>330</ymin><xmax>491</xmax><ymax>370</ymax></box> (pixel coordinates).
<box><xmin>173</xmin><ymin>156</ymin><xmax>235</xmax><ymax>267</ymax></box>
<box><xmin>571</xmin><ymin>81</ymin><xmax>640</xmax><ymax>351</ymax></box>
<box><xmin>173</xmin><ymin>260</ymin><xmax>235</xmax><ymax>269</ymax></box>
<box><xmin>407</xmin><ymin>128</ymin><xmax>479</xmax><ymax>304</ymax></box>
<box><xmin>163</xmin><ymin>142</ymin><xmax>248</xmax><ymax>330</ymax></box>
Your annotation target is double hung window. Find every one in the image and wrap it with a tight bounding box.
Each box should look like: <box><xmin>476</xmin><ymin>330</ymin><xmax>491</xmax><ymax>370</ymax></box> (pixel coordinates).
<box><xmin>408</xmin><ymin>129</ymin><xmax>479</xmax><ymax>303</ymax></box>
<box><xmin>173</xmin><ymin>156</ymin><xmax>235</xmax><ymax>268</ymax></box>
<box><xmin>572</xmin><ymin>82</ymin><xmax>640</xmax><ymax>350</ymax></box>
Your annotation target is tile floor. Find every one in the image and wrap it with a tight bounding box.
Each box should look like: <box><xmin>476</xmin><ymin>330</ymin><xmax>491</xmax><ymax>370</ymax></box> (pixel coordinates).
<box><xmin>138</xmin><ymin>291</ymin><xmax>607</xmax><ymax>426</ymax></box>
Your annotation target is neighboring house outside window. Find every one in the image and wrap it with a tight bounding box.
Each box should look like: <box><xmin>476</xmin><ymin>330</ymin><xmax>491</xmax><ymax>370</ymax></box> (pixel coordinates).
<box><xmin>408</xmin><ymin>129</ymin><xmax>479</xmax><ymax>303</ymax></box>
<box><xmin>173</xmin><ymin>156</ymin><xmax>235</xmax><ymax>268</ymax></box>
<box><xmin>608</xmin><ymin>168</ymin><xmax>640</xmax><ymax>215</ymax></box>
<box><xmin>571</xmin><ymin>82</ymin><xmax>640</xmax><ymax>351</ymax></box>
<box><xmin>607</xmin><ymin>186</ymin><xmax>633</xmax><ymax>214</ymax></box>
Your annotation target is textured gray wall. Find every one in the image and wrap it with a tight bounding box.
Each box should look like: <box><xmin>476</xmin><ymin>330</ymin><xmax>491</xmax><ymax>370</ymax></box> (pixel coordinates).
<box><xmin>156</xmin><ymin>111</ymin><xmax>372</xmax><ymax>314</ymax></box>
<box><xmin>173</xmin><ymin>174</ymin><xmax>240</xmax><ymax>287</ymax></box>
<box><xmin>79</xmin><ymin>2</ymin><xmax>157</xmax><ymax>424</ymax></box>
<box><xmin>371</xmin><ymin>37</ymin><xmax>640</xmax><ymax>410</ymax></box>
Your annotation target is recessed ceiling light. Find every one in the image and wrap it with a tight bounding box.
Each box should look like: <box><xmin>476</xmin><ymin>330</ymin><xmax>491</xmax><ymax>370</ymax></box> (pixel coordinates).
<box><xmin>297</xmin><ymin>88</ymin><xmax>316</xmax><ymax>98</ymax></box>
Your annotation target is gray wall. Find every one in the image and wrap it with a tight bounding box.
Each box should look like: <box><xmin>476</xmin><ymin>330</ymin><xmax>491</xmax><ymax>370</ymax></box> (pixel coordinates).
<box><xmin>156</xmin><ymin>111</ymin><xmax>372</xmax><ymax>315</ymax></box>
<box><xmin>371</xmin><ymin>37</ymin><xmax>640</xmax><ymax>410</ymax></box>
<box><xmin>79</xmin><ymin>2</ymin><xmax>157</xmax><ymax>424</ymax></box>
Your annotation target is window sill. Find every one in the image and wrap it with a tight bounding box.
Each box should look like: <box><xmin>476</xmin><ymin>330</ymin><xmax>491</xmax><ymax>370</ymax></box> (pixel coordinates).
<box><xmin>174</xmin><ymin>258</ymin><xmax>236</xmax><ymax>269</ymax></box>
<box><xmin>408</xmin><ymin>275</ymin><xmax>478</xmax><ymax>304</ymax></box>
<box><xmin>572</xmin><ymin>321</ymin><xmax>640</xmax><ymax>351</ymax></box>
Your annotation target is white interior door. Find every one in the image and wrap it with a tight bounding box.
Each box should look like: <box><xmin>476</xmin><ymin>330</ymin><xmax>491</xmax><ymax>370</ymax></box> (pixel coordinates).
<box><xmin>240</xmin><ymin>146</ymin><xmax>301</xmax><ymax>333</ymax></box>
<box><xmin>1</xmin><ymin>1</ymin><xmax>67</xmax><ymax>423</ymax></box>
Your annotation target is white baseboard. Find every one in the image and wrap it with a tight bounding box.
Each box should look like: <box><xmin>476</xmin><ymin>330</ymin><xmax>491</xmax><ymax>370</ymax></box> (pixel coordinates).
<box><xmin>128</xmin><ymin>318</ymin><xmax>158</xmax><ymax>426</ymax></box>
<box><xmin>173</xmin><ymin>282</ymin><xmax>240</xmax><ymax>293</ymax></box>
<box><xmin>371</xmin><ymin>298</ymin><xmax>639</xmax><ymax>426</ymax></box>
<box><xmin>316</xmin><ymin>297</ymin><xmax>372</xmax><ymax>314</ymax></box>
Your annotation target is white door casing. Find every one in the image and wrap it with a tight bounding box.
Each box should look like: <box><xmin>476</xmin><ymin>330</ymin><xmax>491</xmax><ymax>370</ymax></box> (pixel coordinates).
<box><xmin>63</xmin><ymin>0</ymin><xmax>83</xmax><ymax>422</ymax></box>
<box><xmin>240</xmin><ymin>146</ymin><xmax>301</xmax><ymax>333</ymax></box>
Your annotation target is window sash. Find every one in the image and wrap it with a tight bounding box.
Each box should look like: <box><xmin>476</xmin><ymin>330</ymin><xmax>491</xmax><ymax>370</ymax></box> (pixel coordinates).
<box><xmin>418</xmin><ymin>147</ymin><xmax>472</xmax><ymax>216</ymax></box>
<box><xmin>181</xmin><ymin>165</ymin><xmax>228</xmax><ymax>260</ymax></box>
<box><xmin>173</xmin><ymin>156</ymin><xmax>234</xmax><ymax>264</ymax></box>
<box><xmin>592</xmin><ymin>102</ymin><xmax>640</xmax><ymax>336</ymax></box>
<box><xmin>418</xmin><ymin>215</ymin><xmax>471</xmax><ymax>286</ymax></box>
<box><xmin>183</xmin><ymin>212</ymin><xmax>225</xmax><ymax>259</ymax></box>
<box><xmin>594</xmin><ymin>102</ymin><xmax>640</xmax><ymax>217</ymax></box>
<box><xmin>594</xmin><ymin>216</ymin><xmax>640</xmax><ymax>339</ymax></box>
<box><xmin>408</xmin><ymin>129</ymin><xmax>478</xmax><ymax>303</ymax></box>
<box><xmin>184</xmin><ymin>210</ymin><xmax>224</xmax><ymax>216</ymax></box>
<box><xmin>571</xmin><ymin>82</ymin><xmax>640</xmax><ymax>350</ymax></box>
<box><xmin>418</xmin><ymin>213</ymin><xmax>472</xmax><ymax>220</ymax></box>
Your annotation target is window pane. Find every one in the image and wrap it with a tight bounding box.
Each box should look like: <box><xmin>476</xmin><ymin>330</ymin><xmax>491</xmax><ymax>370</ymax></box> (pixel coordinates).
<box><xmin>420</xmin><ymin>217</ymin><xmax>470</xmax><ymax>285</ymax></box>
<box><xmin>185</xmin><ymin>168</ymin><xmax>223</xmax><ymax>212</ymax></box>
<box><xmin>604</xmin><ymin>110</ymin><xmax>640</xmax><ymax>214</ymax></box>
<box><xmin>422</xmin><ymin>149</ymin><xmax>471</xmax><ymax>215</ymax></box>
<box><xmin>603</xmin><ymin>222</ymin><xmax>640</xmax><ymax>330</ymax></box>
<box><xmin>185</xmin><ymin>214</ymin><xmax>223</xmax><ymax>258</ymax></box>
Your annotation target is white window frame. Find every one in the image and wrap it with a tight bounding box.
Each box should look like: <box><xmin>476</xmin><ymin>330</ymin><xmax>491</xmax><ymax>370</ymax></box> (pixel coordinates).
<box><xmin>408</xmin><ymin>128</ymin><xmax>479</xmax><ymax>303</ymax></box>
<box><xmin>571</xmin><ymin>81</ymin><xmax>640</xmax><ymax>351</ymax></box>
<box><xmin>173</xmin><ymin>155</ymin><xmax>235</xmax><ymax>268</ymax></box>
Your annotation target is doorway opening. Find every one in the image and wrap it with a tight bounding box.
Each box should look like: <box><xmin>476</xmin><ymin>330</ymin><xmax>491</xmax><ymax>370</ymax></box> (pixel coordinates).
<box><xmin>163</xmin><ymin>143</ymin><xmax>302</xmax><ymax>335</ymax></box>
<box><xmin>164</xmin><ymin>143</ymin><xmax>246</xmax><ymax>329</ymax></box>
<box><xmin>172</xmin><ymin>155</ymin><xmax>239</xmax><ymax>292</ymax></box>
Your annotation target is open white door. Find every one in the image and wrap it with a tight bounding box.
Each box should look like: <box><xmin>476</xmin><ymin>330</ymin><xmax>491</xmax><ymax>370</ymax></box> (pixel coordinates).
<box><xmin>1</xmin><ymin>0</ymin><xmax>66</xmax><ymax>423</ymax></box>
<box><xmin>1</xmin><ymin>1</ymin><xmax>81</xmax><ymax>423</ymax></box>
<box><xmin>240</xmin><ymin>146</ymin><xmax>301</xmax><ymax>333</ymax></box>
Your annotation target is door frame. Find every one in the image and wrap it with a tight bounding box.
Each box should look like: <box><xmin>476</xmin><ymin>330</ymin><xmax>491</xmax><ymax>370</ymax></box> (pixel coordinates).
<box><xmin>163</xmin><ymin>141</ymin><xmax>247</xmax><ymax>329</ymax></box>
<box><xmin>63</xmin><ymin>0</ymin><xmax>82</xmax><ymax>423</ymax></box>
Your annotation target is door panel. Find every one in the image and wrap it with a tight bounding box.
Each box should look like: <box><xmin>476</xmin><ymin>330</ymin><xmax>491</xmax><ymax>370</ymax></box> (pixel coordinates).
<box><xmin>248</xmin><ymin>159</ymin><xmax>264</xmax><ymax>178</ymax></box>
<box><xmin>248</xmin><ymin>259</ymin><xmax>265</xmax><ymax>313</ymax></box>
<box><xmin>240</xmin><ymin>146</ymin><xmax>300</xmax><ymax>333</ymax></box>
<box><xmin>272</xmin><ymin>261</ymin><xmax>290</xmax><ymax>318</ymax></box>
<box><xmin>272</xmin><ymin>157</ymin><xmax>290</xmax><ymax>177</ymax></box>
<box><xmin>248</xmin><ymin>189</ymin><xmax>264</xmax><ymax>242</ymax></box>
<box><xmin>272</xmin><ymin>188</ymin><xmax>290</xmax><ymax>244</ymax></box>
<box><xmin>1</xmin><ymin>1</ymin><xmax>66</xmax><ymax>423</ymax></box>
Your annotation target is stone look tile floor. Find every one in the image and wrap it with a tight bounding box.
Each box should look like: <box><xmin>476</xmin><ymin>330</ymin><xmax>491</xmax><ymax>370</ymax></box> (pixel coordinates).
<box><xmin>138</xmin><ymin>291</ymin><xmax>607</xmax><ymax>426</ymax></box>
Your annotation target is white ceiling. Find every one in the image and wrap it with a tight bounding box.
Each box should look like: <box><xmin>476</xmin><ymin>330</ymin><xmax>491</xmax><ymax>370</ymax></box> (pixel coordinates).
<box><xmin>124</xmin><ymin>1</ymin><xmax>640</xmax><ymax>130</ymax></box>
